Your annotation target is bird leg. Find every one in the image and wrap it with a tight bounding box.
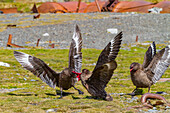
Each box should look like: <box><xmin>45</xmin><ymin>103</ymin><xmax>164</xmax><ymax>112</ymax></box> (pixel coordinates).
<box><xmin>57</xmin><ymin>87</ymin><xmax>63</xmax><ymax>99</ymax></box>
<box><xmin>132</xmin><ymin>87</ymin><xmax>137</xmax><ymax>93</ymax></box>
<box><xmin>148</xmin><ymin>87</ymin><xmax>151</xmax><ymax>93</ymax></box>
<box><xmin>128</xmin><ymin>87</ymin><xmax>137</xmax><ymax>96</ymax></box>
<box><xmin>74</xmin><ymin>86</ymin><xmax>84</xmax><ymax>95</ymax></box>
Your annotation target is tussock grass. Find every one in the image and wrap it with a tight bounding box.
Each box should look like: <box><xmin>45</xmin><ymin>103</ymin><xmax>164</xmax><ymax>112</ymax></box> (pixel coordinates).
<box><xmin>0</xmin><ymin>43</ymin><xmax>169</xmax><ymax>112</ymax></box>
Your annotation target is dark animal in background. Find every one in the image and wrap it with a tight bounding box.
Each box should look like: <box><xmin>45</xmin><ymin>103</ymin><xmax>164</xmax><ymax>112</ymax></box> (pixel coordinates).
<box><xmin>14</xmin><ymin>25</ymin><xmax>83</xmax><ymax>99</ymax></box>
<box><xmin>7</xmin><ymin>24</ymin><xmax>17</xmax><ymax>28</ymax></box>
<box><xmin>33</xmin><ymin>14</ymin><xmax>40</xmax><ymax>19</ymax></box>
<box><xmin>130</xmin><ymin>42</ymin><xmax>170</xmax><ymax>94</ymax></box>
<box><xmin>0</xmin><ymin>10</ymin><xmax>3</xmax><ymax>14</ymax></box>
<box><xmin>80</xmin><ymin>32</ymin><xmax>123</xmax><ymax>101</ymax></box>
<box><xmin>31</xmin><ymin>3</ymin><xmax>38</xmax><ymax>13</ymax></box>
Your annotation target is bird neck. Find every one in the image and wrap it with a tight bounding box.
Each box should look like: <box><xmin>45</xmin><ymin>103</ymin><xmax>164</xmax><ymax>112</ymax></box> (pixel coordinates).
<box><xmin>72</xmin><ymin>71</ymin><xmax>81</xmax><ymax>81</ymax></box>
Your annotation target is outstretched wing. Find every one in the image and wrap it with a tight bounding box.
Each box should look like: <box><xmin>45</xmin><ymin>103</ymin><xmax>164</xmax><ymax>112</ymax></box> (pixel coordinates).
<box><xmin>143</xmin><ymin>42</ymin><xmax>156</xmax><ymax>68</ymax></box>
<box><xmin>14</xmin><ymin>51</ymin><xmax>59</xmax><ymax>89</ymax></box>
<box><xmin>145</xmin><ymin>45</ymin><xmax>170</xmax><ymax>84</ymax></box>
<box><xmin>87</xmin><ymin>32</ymin><xmax>123</xmax><ymax>89</ymax></box>
<box><xmin>93</xmin><ymin>31</ymin><xmax>122</xmax><ymax>71</ymax></box>
<box><xmin>69</xmin><ymin>25</ymin><xmax>82</xmax><ymax>73</ymax></box>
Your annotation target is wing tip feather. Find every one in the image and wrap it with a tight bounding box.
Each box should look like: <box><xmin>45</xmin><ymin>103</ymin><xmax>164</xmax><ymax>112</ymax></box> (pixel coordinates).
<box><xmin>167</xmin><ymin>45</ymin><xmax>170</xmax><ymax>49</ymax></box>
<box><xmin>75</xmin><ymin>24</ymin><xmax>80</xmax><ymax>33</ymax></box>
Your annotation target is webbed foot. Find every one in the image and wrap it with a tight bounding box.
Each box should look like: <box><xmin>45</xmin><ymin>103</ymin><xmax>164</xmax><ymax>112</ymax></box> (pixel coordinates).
<box><xmin>78</xmin><ymin>90</ymin><xmax>84</xmax><ymax>95</ymax></box>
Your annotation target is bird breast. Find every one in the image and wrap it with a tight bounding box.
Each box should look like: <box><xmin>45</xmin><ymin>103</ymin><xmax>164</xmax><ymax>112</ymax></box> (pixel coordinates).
<box><xmin>131</xmin><ymin>70</ymin><xmax>151</xmax><ymax>88</ymax></box>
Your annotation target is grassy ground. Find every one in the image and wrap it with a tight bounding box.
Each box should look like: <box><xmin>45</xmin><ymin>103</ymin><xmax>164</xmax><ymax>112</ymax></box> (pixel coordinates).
<box><xmin>0</xmin><ymin>43</ymin><xmax>169</xmax><ymax>112</ymax></box>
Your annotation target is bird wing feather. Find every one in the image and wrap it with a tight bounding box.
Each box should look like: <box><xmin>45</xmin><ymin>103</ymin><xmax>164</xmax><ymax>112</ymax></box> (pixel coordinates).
<box><xmin>93</xmin><ymin>32</ymin><xmax>122</xmax><ymax>71</ymax></box>
<box><xmin>14</xmin><ymin>51</ymin><xmax>59</xmax><ymax>89</ymax></box>
<box><xmin>69</xmin><ymin>25</ymin><xmax>82</xmax><ymax>73</ymax></box>
<box><xmin>142</xmin><ymin>42</ymin><xmax>156</xmax><ymax>68</ymax></box>
<box><xmin>86</xmin><ymin>32</ymin><xmax>122</xmax><ymax>89</ymax></box>
<box><xmin>145</xmin><ymin>45</ymin><xmax>170</xmax><ymax>84</ymax></box>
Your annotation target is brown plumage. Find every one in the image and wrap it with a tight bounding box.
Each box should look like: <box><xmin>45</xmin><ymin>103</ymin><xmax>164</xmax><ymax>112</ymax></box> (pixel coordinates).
<box><xmin>80</xmin><ymin>32</ymin><xmax>123</xmax><ymax>101</ymax></box>
<box><xmin>130</xmin><ymin>42</ymin><xmax>170</xmax><ymax>94</ymax></box>
<box><xmin>14</xmin><ymin>25</ymin><xmax>83</xmax><ymax>99</ymax></box>
<box><xmin>31</xmin><ymin>3</ymin><xmax>38</xmax><ymax>13</ymax></box>
<box><xmin>33</xmin><ymin>14</ymin><xmax>40</xmax><ymax>19</ymax></box>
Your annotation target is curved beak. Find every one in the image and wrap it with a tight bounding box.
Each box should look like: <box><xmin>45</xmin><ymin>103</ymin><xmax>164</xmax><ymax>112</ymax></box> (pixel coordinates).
<box><xmin>130</xmin><ymin>68</ymin><xmax>133</xmax><ymax>72</ymax></box>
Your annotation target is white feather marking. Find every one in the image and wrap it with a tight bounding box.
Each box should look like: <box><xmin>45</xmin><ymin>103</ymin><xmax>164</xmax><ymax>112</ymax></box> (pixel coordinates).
<box><xmin>152</xmin><ymin>46</ymin><xmax>170</xmax><ymax>84</ymax></box>
<box><xmin>72</xmin><ymin>27</ymin><xmax>82</xmax><ymax>73</ymax></box>
<box><xmin>151</xmin><ymin>43</ymin><xmax>155</xmax><ymax>57</ymax></box>
<box><xmin>152</xmin><ymin>61</ymin><xmax>167</xmax><ymax>84</ymax></box>
<box><xmin>105</xmin><ymin>63</ymin><xmax>111</xmax><ymax>69</ymax></box>
<box><xmin>15</xmin><ymin>52</ymin><xmax>34</xmax><ymax>69</ymax></box>
<box><xmin>74</xmin><ymin>54</ymin><xmax>79</xmax><ymax>59</ymax></box>
<box><xmin>167</xmin><ymin>45</ymin><xmax>170</xmax><ymax>59</ymax></box>
<box><xmin>162</xmin><ymin>46</ymin><xmax>170</xmax><ymax>64</ymax></box>
<box><xmin>73</xmin><ymin>31</ymin><xmax>79</xmax><ymax>53</ymax></box>
<box><xmin>39</xmin><ymin>72</ymin><xmax>55</xmax><ymax>89</ymax></box>
<box><xmin>110</xmin><ymin>39</ymin><xmax>114</xmax><ymax>55</ymax></box>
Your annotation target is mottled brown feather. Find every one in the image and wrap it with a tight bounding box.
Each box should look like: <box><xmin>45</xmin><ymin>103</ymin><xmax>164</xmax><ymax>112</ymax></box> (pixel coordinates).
<box><xmin>69</xmin><ymin>25</ymin><xmax>82</xmax><ymax>73</ymax></box>
<box><xmin>81</xmin><ymin>32</ymin><xmax>122</xmax><ymax>101</ymax></box>
<box><xmin>130</xmin><ymin>43</ymin><xmax>170</xmax><ymax>92</ymax></box>
<box><xmin>14</xmin><ymin>24</ymin><xmax>83</xmax><ymax>97</ymax></box>
<box><xmin>14</xmin><ymin>51</ymin><xmax>59</xmax><ymax>88</ymax></box>
<box><xmin>145</xmin><ymin>46</ymin><xmax>170</xmax><ymax>84</ymax></box>
<box><xmin>142</xmin><ymin>42</ymin><xmax>156</xmax><ymax>68</ymax></box>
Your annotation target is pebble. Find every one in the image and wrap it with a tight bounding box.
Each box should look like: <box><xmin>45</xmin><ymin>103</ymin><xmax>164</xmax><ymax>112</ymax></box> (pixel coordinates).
<box><xmin>147</xmin><ymin>109</ymin><xmax>159</xmax><ymax>112</ymax></box>
<box><xmin>0</xmin><ymin>62</ymin><xmax>10</xmax><ymax>67</ymax></box>
<box><xmin>126</xmin><ymin>96</ymin><xmax>138</xmax><ymax>103</ymax></box>
<box><xmin>23</xmin><ymin>78</ymin><xmax>27</xmax><ymax>81</ymax></box>
<box><xmin>107</xmin><ymin>28</ymin><xmax>118</xmax><ymax>34</ymax></box>
<box><xmin>30</xmin><ymin>79</ymin><xmax>37</xmax><ymax>81</ymax></box>
<box><xmin>43</xmin><ymin>33</ymin><xmax>50</xmax><ymax>37</ymax></box>
<box><xmin>46</xmin><ymin>108</ymin><xmax>57</xmax><ymax>113</ymax></box>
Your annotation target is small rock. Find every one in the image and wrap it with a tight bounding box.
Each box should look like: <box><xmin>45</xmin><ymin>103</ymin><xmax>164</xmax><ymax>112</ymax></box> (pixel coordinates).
<box><xmin>43</xmin><ymin>33</ymin><xmax>49</xmax><ymax>36</ymax></box>
<box><xmin>92</xmin><ymin>63</ymin><xmax>96</xmax><ymax>66</ymax></box>
<box><xmin>46</xmin><ymin>108</ymin><xmax>57</xmax><ymax>113</ymax></box>
<box><xmin>23</xmin><ymin>78</ymin><xmax>27</xmax><ymax>81</ymax></box>
<box><xmin>141</xmin><ymin>43</ymin><xmax>151</xmax><ymax>45</ymax></box>
<box><xmin>107</xmin><ymin>28</ymin><xmax>118</xmax><ymax>34</ymax></box>
<box><xmin>165</xmin><ymin>106</ymin><xmax>170</xmax><ymax>109</ymax></box>
<box><xmin>120</xmin><ymin>48</ymin><xmax>131</xmax><ymax>51</ymax></box>
<box><xmin>148</xmin><ymin>109</ymin><xmax>159</xmax><ymax>112</ymax></box>
<box><xmin>126</xmin><ymin>96</ymin><xmax>138</xmax><ymax>103</ymax></box>
<box><xmin>110</xmin><ymin>93</ymin><xmax>125</xmax><ymax>95</ymax></box>
<box><xmin>30</xmin><ymin>79</ymin><xmax>37</xmax><ymax>81</ymax></box>
<box><xmin>131</xmin><ymin>96</ymin><xmax>138</xmax><ymax>101</ymax></box>
<box><xmin>0</xmin><ymin>62</ymin><xmax>10</xmax><ymax>67</ymax></box>
<box><xmin>16</xmin><ymin>73</ymin><xmax>20</xmax><ymax>75</ymax></box>
<box><xmin>153</xmin><ymin>107</ymin><xmax>157</xmax><ymax>110</ymax></box>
